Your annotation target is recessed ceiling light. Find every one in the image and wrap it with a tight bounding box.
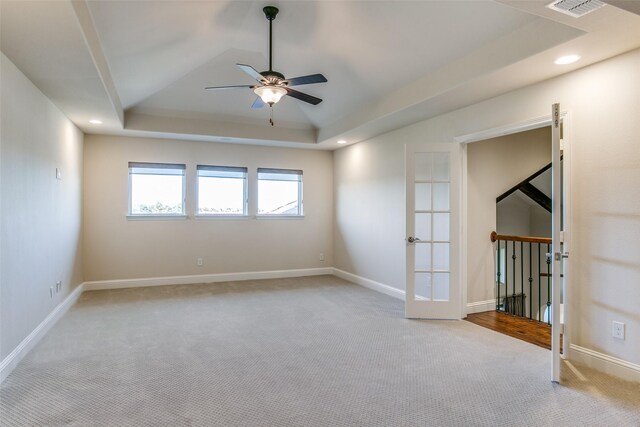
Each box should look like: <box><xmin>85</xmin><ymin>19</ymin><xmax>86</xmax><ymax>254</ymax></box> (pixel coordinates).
<box><xmin>89</xmin><ymin>119</ymin><xmax>102</xmax><ymax>124</ymax></box>
<box><xmin>337</xmin><ymin>140</ymin><xmax>347</xmax><ymax>144</ymax></box>
<box><xmin>554</xmin><ymin>55</ymin><xmax>581</xmax><ymax>65</ymax></box>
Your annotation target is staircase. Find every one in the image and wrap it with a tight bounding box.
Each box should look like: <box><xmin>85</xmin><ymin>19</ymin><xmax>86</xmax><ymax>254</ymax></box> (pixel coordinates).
<box><xmin>493</xmin><ymin>161</ymin><xmax>555</xmax><ymax>323</ymax></box>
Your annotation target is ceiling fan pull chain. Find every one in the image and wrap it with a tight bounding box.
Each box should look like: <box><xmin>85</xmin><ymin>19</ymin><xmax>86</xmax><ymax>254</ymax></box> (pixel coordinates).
<box><xmin>270</xmin><ymin>105</ymin><xmax>274</xmax><ymax>126</ymax></box>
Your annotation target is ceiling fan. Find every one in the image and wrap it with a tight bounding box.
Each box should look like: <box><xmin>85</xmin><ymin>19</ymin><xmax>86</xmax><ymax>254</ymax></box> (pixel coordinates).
<box><xmin>205</xmin><ymin>6</ymin><xmax>327</xmax><ymax>124</ymax></box>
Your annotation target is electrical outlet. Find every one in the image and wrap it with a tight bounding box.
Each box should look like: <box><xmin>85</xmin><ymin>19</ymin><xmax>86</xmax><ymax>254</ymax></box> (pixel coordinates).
<box><xmin>56</xmin><ymin>167</ymin><xmax>62</xmax><ymax>180</ymax></box>
<box><xmin>196</xmin><ymin>258</ymin><xmax>203</xmax><ymax>267</ymax></box>
<box><xmin>319</xmin><ymin>253</ymin><xmax>325</xmax><ymax>261</ymax></box>
<box><xmin>612</xmin><ymin>321</ymin><xmax>625</xmax><ymax>340</ymax></box>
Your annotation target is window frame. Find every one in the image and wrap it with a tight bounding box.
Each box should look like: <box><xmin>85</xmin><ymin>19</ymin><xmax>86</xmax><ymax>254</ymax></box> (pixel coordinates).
<box><xmin>127</xmin><ymin>162</ymin><xmax>187</xmax><ymax>219</ymax></box>
<box><xmin>195</xmin><ymin>165</ymin><xmax>249</xmax><ymax>217</ymax></box>
<box><xmin>256</xmin><ymin>168</ymin><xmax>304</xmax><ymax>218</ymax></box>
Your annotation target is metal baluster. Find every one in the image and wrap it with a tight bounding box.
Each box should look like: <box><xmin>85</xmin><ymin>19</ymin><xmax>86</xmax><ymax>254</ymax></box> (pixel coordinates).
<box><xmin>504</xmin><ymin>241</ymin><xmax>508</xmax><ymax>313</ymax></box>
<box><xmin>520</xmin><ymin>241</ymin><xmax>524</xmax><ymax>317</ymax></box>
<box><xmin>538</xmin><ymin>243</ymin><xmax>541</xmax><ymax>322</ymax></box>
<box><xmin>529</xmin><ymin>242</ymin><xmax>533</xmax><ymax>320</ymax></box>
<box><xmin>512</xmin><ymin>241</ymin><xmax>516</xmax><ymax>315</ymax></box>
<box><xmin>546</xmin><ymin>243</ymin><xmax>551</xmax><ymax>326</ymax></box>
<box><xmin>496</xmin><ymin>240</ymin><xmax>501</xmax><ymax>311</ymax></box>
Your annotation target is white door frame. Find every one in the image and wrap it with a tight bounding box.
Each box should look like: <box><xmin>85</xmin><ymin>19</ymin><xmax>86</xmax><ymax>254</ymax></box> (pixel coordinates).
<box><xmin>454</xmin><ymin>110</ymin><xmax>572</xmax><ymax>382</ymax></box>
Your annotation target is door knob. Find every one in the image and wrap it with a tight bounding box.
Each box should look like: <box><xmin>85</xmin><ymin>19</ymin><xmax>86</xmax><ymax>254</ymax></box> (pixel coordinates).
<box><xmin>407</xmin><ymin>236</ymin><xmax>421</xmax><ymax>243</ymax></box>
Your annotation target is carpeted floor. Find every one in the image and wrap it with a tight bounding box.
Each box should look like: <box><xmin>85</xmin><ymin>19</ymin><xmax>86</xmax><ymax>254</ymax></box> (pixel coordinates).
<box><xmin>1</xmin><ymin>275</ymin><xmax>638</xmax><ymax>426</ymax></box>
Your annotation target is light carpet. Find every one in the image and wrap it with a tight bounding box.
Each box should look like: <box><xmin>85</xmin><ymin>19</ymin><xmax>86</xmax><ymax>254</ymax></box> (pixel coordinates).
<box><xmin>1</xmin><ymin>275</ymin><xmax>638</xmax><ymax>426</ymax></box>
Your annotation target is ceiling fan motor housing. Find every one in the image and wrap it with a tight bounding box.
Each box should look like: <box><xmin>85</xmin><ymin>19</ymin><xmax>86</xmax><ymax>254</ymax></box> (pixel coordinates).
<box><xmin>261</xmin><ymin>71</ymin><xmax>285</xmax><ymax>83</ymax></box>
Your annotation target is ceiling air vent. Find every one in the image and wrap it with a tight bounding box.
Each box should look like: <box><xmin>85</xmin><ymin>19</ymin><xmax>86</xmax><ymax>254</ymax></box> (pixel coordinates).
<box><xmin>546</xmin><ymin>0</ymin><xmax>606</xmax><ymax>18</ymax></box>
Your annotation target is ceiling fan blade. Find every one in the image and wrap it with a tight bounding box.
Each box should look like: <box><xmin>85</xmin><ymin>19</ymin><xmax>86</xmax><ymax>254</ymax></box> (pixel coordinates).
<box><xmin>236</xmin><ymin>64</ymin><xmax>266</xmax><ymax>83</ymax></box>
<box><xmin>285</xmin><ymin>74</ymin><xmax>327</xmax><ymax>87</ymax></box>
<box><xmin>251</xmin><ymin>97</ymin><xmax>265</xmax><ymax>109</ymax></box>
<box><xmin>285</xmin><ymin>88</ymin><xmax>323</xmax><ymax>105</ymax></box>
<box><xmin>204</xmin><ymin>85</ymin><xmax>253</xmax><ymax>90</ymax></box>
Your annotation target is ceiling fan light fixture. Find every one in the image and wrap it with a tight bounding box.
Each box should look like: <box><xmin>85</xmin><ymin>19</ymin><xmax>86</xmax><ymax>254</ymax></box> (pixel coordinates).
<box><xmin>254</xmin><ymin>86</ymin><xmax>287</xmax><ymax>104</ymax></box>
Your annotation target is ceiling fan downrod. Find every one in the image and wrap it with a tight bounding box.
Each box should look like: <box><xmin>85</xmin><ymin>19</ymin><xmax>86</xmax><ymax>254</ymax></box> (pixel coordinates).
<box><xmin>263</xmin><ymin>6</ymin><xmax>279</xmax><ymax>73</ymax></box>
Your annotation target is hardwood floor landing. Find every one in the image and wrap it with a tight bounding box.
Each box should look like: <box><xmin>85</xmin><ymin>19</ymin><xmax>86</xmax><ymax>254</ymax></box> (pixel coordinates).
<box><xmin>465</xmin><ymin>310</ymin><xmax>561</xmax><ymax>351</ymax></box>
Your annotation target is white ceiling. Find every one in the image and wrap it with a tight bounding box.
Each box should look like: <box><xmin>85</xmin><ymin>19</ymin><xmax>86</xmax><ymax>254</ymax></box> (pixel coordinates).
<box><xmin>2</xmin><ymin>0</ymin><xmax>640</xmax><ymax>149</ymax></box>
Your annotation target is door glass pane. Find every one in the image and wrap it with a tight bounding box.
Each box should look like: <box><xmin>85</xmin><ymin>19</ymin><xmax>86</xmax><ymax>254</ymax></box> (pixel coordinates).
<box><xmin>433</xmin><ymin>153</ymin><xmax>450</xmax><ymax>181</ymax></box>
<box><xmin>433</xmin><ymin>273</ymin><xmax>450</xmax><ymax>300</ymax></box>
<box><xmin>415</xmin><ymin>153</ymin><xmax>433</xmax><ymax>181</ymax></box>
<box><xmin>415</xmin><ymin>272</ymin><xmax>431</xmax><ymax>300</ymax></box>
<box><xmin>433</xmin><ymin>213</ymin><xmax>450</xmax><ymax>241</ymax></box>
<box><xmin>415</xmin><ymin>183</ymin><xmax>431</xmax><ymax>211</ymax></box>
<box><xmin>415</xmin><ymin>213</ymin><xmax>431</xmax><ymax>241</ymax></box>
<box><xmin>433</xmin><ymin>243</ymin><xmax>450</xmax><ymax>271</ymax></box>
<box><xmin>415</xmin><ymin>243</ymin><xmax>431</xmax><ymax>270</ymax></box>
<box><xmin>433</xmin><ymin>183</ymin><xmax>450</xmax><ymax>211</ymax></box>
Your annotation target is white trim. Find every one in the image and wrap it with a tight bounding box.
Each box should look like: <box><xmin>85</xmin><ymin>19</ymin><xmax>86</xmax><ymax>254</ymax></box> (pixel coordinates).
<box><xmin>332</xmin><ymin>268</ymin><xmax>405</xmax><ymax>300</ymax></box>
<box><xmin>466</xmin><ymin>299</ymin><xmax>496</xmax><ymax>314</ymax></box>
<box><xmin>0</xmin><ymin>284</ymin><xmax>84</xmax><ymax>383</ymax></box>
<box><xmin>460</xmin><ymin>144</ymin><xmax>468</xmax><ymax>319</ymax></box>
<box><xmin>454</xmin><ymin>114</ymin><xmax>551</xmax><ymax>144</ymax></box>
<box><xmin>194</xmin><ymin>214</ymin><xmax>250</xmax><ymax>220</ymax></box>
<box><xmin>255</xmin><ymin>215</ymin><xmax>304</xmax><ymax>220</ymax></box>
<box><xmin>84</xmin><ymin>268</ymin><xmax>333</xmax><ymax>291</ymax></box>
<box><xmin>126</xmin><ymin>214</ymin><xmax>188</xmax><ymax>220</ymax></box>
<box><xmin>569</xmin><ymin>344</ymin><xmax>640</xmax><ymax>383</ymax></box>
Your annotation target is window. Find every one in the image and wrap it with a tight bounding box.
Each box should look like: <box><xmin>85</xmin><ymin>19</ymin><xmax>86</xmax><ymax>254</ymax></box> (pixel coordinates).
<box><xmin>257</xmin><ymin>168</ymin><xmax>303</xmax><ymax>216</ymax></box>
<box><xmin>128</xmin><ymin>162</ymin><xmax>185</xmax><ymax>216</ymax></box>
<box><xmin>197</xmin><ymin>165</ymin><xmax>248</xmax><ymax>216</ymax></box>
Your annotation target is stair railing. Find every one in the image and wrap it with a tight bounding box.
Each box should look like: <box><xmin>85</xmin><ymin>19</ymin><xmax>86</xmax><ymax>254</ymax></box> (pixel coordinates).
<box><xmin>490</xmin><ymin>231</ymin><xmax>552</xmax><ymax>324</ymax></box>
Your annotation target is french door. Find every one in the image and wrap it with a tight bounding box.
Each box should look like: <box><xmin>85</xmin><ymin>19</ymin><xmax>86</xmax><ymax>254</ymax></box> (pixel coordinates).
<box><xmin>551</xmin><ymin>103</ymin><xmax>568</xmax><ymax>383</ymax></box>
<box><xmin>405</xmin><ymin>143</ymin><xmax>462</xmax><ymax>319</ymax></box>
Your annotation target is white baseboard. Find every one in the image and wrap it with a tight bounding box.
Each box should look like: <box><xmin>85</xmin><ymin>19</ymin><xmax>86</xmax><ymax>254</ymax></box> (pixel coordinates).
<box><xmin>466</xmin><ymin>299</ymin><xmax>496</xmax><ymax>315</ymax></box>
<box><xmin>83</xmin><ymin>267</ymin><xmax>334</xmax><ymax>291</ymax></box>
<box><xmin>332</xmin><ymin>268</ymin><xmax>405</xmax><ymax>300</ymax></box>
<box><xmin>0</xmin><ymin>284</ymin><xmax>84</xmax><ymax>383</ymax></box>
<box><xmin>569</xmin><ymin>344</ymin><xmax>640</xmax><ymax>383</ymax></box>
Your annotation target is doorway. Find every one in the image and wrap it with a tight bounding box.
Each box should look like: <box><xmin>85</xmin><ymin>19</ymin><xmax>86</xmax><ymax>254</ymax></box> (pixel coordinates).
<box><xmin>464</xmin><ymin>126</ymin><xmax>554</xmax><ymax>348</ymax></box>
<box><xmin>456</xmin><ymin>108</ymin><xmax>571</xmax><ymax>383</ymax></box>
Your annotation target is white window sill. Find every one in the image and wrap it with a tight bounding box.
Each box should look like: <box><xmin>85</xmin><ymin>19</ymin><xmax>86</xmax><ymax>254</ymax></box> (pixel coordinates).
<box><xmin>195</xmin><ymin>214</ymin><xmax>250</xmax><ymax>220</ymax></box>
<box><xmin>255</xmin><ymin>215</ymin><xmax>304</xmax><ymax>220</ymax></box>
<box><xmin>126</xmin><ymin>215</ymin><xmax>188</xmax><ymax>221</ymax></box>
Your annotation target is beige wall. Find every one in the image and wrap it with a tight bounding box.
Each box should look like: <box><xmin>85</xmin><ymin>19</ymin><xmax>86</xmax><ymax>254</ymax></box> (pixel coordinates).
<box><xmin>497</xmin><ymin>196</ymin><xmax>532</xmax><ymax>235</ymax></box>
<box><xmin>334</xmin><ymin>139</ymin><xmax>405</xmax><ymax>289</ymax></box>
<box><xmin>83</xmin><ymin>135</ymin><xmax>333</xmax><ymax>281</ymax></box>
<box><xmin>467</xmin><ymin>128</ymin><xmax>550</xmax><ymax>303</ymax></box>
<box><xmin>529</xmin><ymin>205</ymin><xmax>551</xmax><ymax>237</ymax></box>
<box><xmin>334</xmin><ymin>48</ymin><xmax>640</xmax><ymax>366</ymax></box>
<box><xmin>0</xmin><ymin>53</ymin><xmax>84</xmax><ymax>360</ymax></box>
